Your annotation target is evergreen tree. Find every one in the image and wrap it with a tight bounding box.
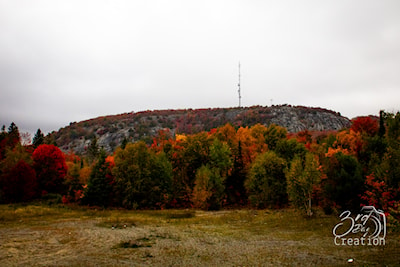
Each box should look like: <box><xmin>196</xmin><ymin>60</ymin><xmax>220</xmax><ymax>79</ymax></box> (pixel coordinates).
<box><xmin>83</xmin><ymin>150</ymin><xmax>114</xmax><ymax>207</ymax></box>
<box><xmin>0</xmin><ymin>125</ymin><xmax>7</xmax><ymax>160</ymax></box>
<box><xmin>32</xmin><ymin>129</ymin><xmax>45</xmax><ymax>148</ymax></box>
<box><xmin>87</xmin><ymin>136</ymin><xmax>99</xmax><ymax>163</ymax></box>
<box><xmin>8</xmin><ymin>122</ymin><xmax>19</xmax><ymax>136</ymax></box>
<box><xmin>6</xmin><ymin>122</ymin><xmax>20</xmax><ymax>148</ymax></box>
<box><xmin>379</xmin><ymin>110</ymin><xmax>386</xmax><ymax>138</ymax></box>
<box><xmin>321</xmin><ymin>152</ymin><xmax>364</xmax><ymax>212</ymax></box>
<box><xmin>226</xmin><ymin>140</ymin><xmax>247</xmax><ymax>205</ymax></box>
<box><xmin>121</xmin><ymin>137</ymin><xmax>128</xmax><ymax>149</ymax></box>
<box><xmin>380</xmin><ymin>112</ymin><xmax>400</xmax><ymax>189</ymax></box>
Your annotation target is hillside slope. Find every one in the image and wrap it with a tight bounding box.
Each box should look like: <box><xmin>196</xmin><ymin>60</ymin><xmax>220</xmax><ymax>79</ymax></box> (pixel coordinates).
<box><xmin>51</xmin><ymin>105</ymin><xmax>351</xmax><ymax>153</ymax></box>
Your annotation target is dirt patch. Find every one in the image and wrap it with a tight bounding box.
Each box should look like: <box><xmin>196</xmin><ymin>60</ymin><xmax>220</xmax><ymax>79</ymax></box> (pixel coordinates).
<box><xmin>0</xmin><ymin>218</ymin><xmax>337</xmax><ymax>266</ymax></box>
<box><xmin>0</xmin><ymin>208</ymin><xmax>398</xmax><ymax>266</ymax></box>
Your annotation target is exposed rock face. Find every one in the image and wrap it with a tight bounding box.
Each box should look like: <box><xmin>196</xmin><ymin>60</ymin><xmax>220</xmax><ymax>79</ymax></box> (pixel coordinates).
<box><xmin>51</xmin><ymin>105</ymin><xmax>351</xmax><ymax>153</ymax></box>
<box><xmin>267</xmin><ymin>105</ymin><xmax>349</xmax><ymax>132</ymax></box>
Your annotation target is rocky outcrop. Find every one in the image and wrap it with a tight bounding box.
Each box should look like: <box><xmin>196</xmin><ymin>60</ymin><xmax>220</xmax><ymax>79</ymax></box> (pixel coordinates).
<box><xmin>51</xmin><ymin>105</ymin><xmax>351</xmax><ymax>153</ymax></box>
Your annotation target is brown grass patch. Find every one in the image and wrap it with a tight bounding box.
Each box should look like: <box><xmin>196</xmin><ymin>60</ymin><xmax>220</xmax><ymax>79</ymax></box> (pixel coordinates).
<box><xmin>0</xmin><ymin>205</ymin><xmax>399</xmax><ymax>266</ymax></box>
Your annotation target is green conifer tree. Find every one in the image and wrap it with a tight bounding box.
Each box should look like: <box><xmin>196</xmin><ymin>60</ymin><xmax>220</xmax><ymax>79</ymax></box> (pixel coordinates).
<box><xmin>32</xmin><ymin>129</ymin><xmax>45</xmax><ymax>148</ymax></box>
<box><xmin>83</xmin><ymin>149</ymin><xmax>114</xmax><ymax>207</ymax></box>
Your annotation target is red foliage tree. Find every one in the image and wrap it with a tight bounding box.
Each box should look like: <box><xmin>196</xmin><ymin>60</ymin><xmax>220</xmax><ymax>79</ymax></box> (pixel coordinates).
<box><xmin>351</xmin><ymin>116</ymin><xmax>378</xmax><ymax>136</ymax></box>
<box><xmin>295</xmin><ymin>130</ymin><xmax>312</xmax><ymax>144</ymax></box>
<box><xmin>361</xmin><ymin>173</ymin><xmax>397</xmax><ymax>214</ymax></box>
<box><xmin>33</xmin><ymin>144</ymin><xmax>68</xmax><ymax>195</ymax></box>
<box><xmin>1</xmin><ymin>160</ymin><xmax>37</xmax><ymax>203</ymax></box>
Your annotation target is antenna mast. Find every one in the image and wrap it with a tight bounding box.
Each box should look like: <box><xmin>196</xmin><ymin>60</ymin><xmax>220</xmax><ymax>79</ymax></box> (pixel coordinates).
<box><xmin>238</xmin><ymin>62</ymin><xmax>241</xmax><ymax>108</ymax></box>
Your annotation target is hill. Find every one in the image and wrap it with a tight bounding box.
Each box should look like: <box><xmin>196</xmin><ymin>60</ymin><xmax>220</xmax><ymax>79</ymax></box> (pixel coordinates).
<box><xmin>50</xmin><ymin>105</ymin><xmax>351</xmax><ymax>153</ymax></box>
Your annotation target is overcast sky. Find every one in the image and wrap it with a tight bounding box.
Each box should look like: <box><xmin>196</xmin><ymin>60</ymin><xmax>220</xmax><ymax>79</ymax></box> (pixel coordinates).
<box><xmin>1</xmin><ymin>0</ymin><xmax>399</xmax><ymax>135</ymax></box>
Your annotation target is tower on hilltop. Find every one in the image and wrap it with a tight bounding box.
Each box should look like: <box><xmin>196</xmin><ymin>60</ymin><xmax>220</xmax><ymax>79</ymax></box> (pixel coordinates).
<box><xmin>238</xmin><ymin>62</ymin><xmax>241</xmax><ymax>108</ymax></box>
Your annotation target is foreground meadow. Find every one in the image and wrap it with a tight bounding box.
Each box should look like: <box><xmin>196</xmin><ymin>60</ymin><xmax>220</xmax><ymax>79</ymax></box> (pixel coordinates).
<box><xmin>0</xmin><ymin>204</ymin><xmax>399</xmax><ymax>266</ymax></box>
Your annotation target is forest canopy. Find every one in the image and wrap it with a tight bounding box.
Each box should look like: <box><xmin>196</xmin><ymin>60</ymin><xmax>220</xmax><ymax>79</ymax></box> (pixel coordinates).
<box><xmin>1</xmin><ymin>111</ymin><xmax>399</xmax><ymax>222</ymax></box>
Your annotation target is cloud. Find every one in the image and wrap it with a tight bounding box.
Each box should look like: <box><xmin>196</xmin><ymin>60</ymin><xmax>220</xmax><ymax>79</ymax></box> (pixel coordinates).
<box><xmin>0</xmin><ymin>0</ymin><xmax>399</xmax><ymax>134</ymax></box>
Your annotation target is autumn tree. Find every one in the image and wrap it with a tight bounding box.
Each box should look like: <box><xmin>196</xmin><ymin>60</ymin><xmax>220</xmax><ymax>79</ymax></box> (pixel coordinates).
<box><xmin>275</xmin><ymin>138</ymin><xmax>307</xmax><ymax>163</ymax></box>
<box><xmin>330</xmin><ymin>130</ymin><xmax>363</xmax><ymax>157</ymax></box>
<box><xmin>190</xmin><ymin>139</ymin><xmax>232</xmax><ymax>210</ymax></box>
<box><xmin>249</xmin><ymin>123</ymin><xmax>268</xmax><ymax>153</ymax></box>
<box><xmin>1</xmin><ymin>160</ymin><xmax>37</xmax><ymax>203</ymax></box>
<box><xmin>113</xmin><ymin>141</ymin><xmax>172</xmax><ymax>209</ymax></box>
<box><xmin>246</xmin><ymin>151</ymin><xmax>287</xmax><ymax>208</ymax></box>
<box><xmin>236</xmin><ymin>126</ymin><xmax>258</xmax><ymax>168</ymax></box>
<box><xmin>214</xmin><ymin>123</ymin><xmax>237</xmax><ymax>150</ymax></box>
<box><xmin>151</xmin><ymin>129</ymin><xmax>173</xmax><ymax>153</ymax></box>
<box><xmin>295</xmin><ymin>130</ymin><xmax>313</xmax><ymax>145</ymax></box>
<box><xmin>33</xmin><ymin>144</ymin><xmax>68</xmax><ymax>196</ymax></box>
<box><xmin>182</xmin><ymin>132</ymin><xmax>213</xmax><ymax>187</ymax></box>
<box><xmin>0</xmin><ymin>145</ymin><xmax>37</xmax><ymax>203</ymax></box>
<box><xmin>63</xmin><ymin>152</ymin><xmax>84</xmax><ymax>203</ymax></box>
<box><xmin>361</xmin><ymin>173</ymin><xmax>397</xmax><ymax>212</ymax></box>
<box><xmin>360</xmin><ymin>111</ymin><xmax>400</xmax><ymax>214</ymax></box>
<box><xmin>286</xmin><ymin>153</ymin><xmax>321</xmax><ymax>216</ymax></box>
<box><xmin>264</xmin><ymin>124</ymin><xmax>287</xmax><ymax>151</ymax></box>
<box><xmin>209</xmin><ymin>138</ymin><xmax>232</xmax><ymax>178</ymax></box>
<box><xmin>161</xmin><ymin>137</ymin><xmax>191</xmax><ymax>208</ymax></box>
<box><xmin>192</xmin><ymin>165</ymin><xmax>225</xmax><ymax>210</ymax></box>
<box><xmin>354</xmin><ymin>116</ymin><xmax>387</xmax><ymax>175</ymax></box>
<box><xmin>351</xmin><ymin>116</ymin><xmax>378</xmax><ymax>136</ymax></box>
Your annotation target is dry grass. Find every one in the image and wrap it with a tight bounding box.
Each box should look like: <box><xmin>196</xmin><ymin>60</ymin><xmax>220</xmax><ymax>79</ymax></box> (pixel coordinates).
<box><xmin>0</xmin><ymin>204</ymin><xmax>399</xmax><ymax>266</ymax></box>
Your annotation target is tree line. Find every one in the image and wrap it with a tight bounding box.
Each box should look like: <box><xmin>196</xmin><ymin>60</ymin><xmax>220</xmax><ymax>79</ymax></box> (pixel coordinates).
<box><xmin>0</xmin><ymin>111</ymin><xmax>399</xmax><ymax>219</ymax></box>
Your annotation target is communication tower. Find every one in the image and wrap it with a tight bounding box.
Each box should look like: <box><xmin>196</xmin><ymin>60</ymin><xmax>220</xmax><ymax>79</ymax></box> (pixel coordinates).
<box><xmin>238</xmin><ymin>62</ymin><xmax>241</xmax><ymax>108</ymax></box>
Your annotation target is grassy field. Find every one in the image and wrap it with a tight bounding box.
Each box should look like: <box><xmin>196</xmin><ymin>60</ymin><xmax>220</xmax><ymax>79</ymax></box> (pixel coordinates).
<box><xmin>0</xmin><ymin>204</ymin><xmax>399</xmax><ymax>266</ymax></box>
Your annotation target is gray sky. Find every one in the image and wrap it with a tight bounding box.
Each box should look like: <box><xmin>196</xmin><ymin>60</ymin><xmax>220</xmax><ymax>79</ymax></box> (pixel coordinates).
<box><xmin>1</xmin><ymin>0</ymin><xmax>399</xmax><ymax>135</ymax></box>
